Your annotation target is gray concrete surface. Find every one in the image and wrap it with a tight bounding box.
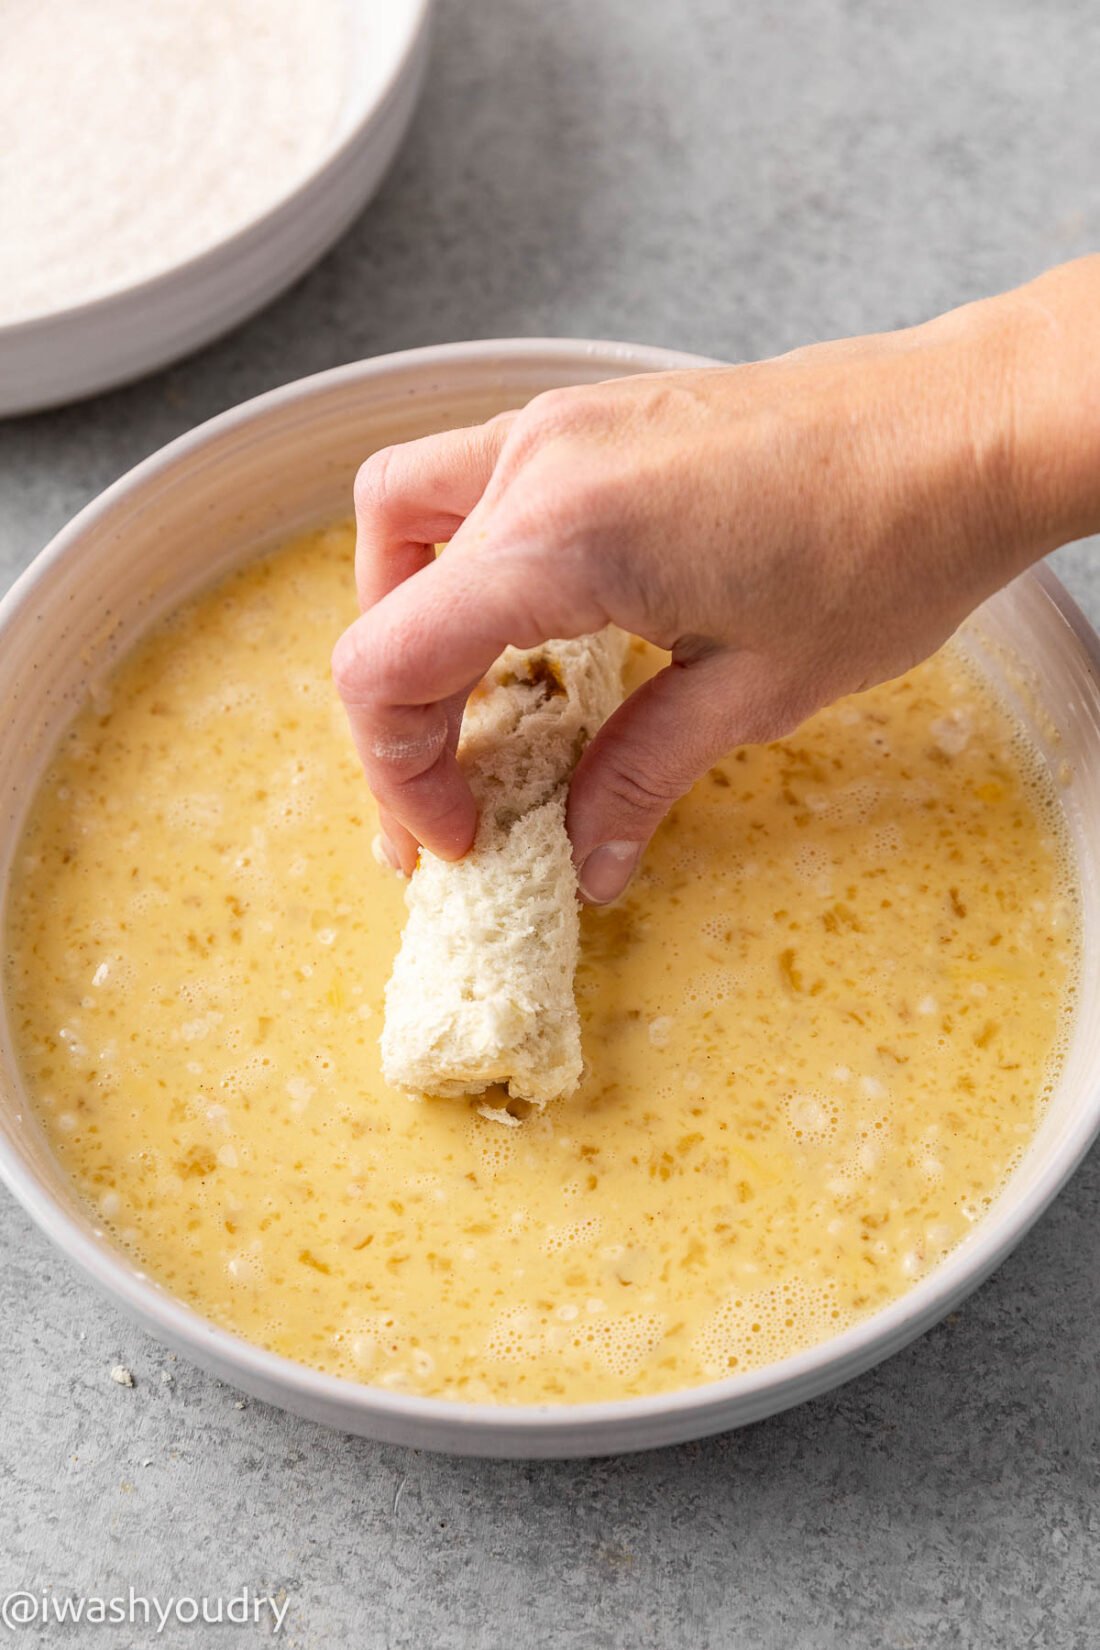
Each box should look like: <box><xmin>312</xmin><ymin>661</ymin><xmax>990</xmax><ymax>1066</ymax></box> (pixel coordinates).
<box><xmin>2</xmin><ymin>1</ymin><xmax>1099</xmax><ymax>1645</ymax></box>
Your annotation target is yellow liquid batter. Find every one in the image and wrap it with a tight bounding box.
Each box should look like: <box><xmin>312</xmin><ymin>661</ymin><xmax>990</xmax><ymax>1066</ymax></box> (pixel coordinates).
<box><xmin>5</xmin><ymin>524</ymin><xmax>1079</xmax><ymax>1403</ymax></box>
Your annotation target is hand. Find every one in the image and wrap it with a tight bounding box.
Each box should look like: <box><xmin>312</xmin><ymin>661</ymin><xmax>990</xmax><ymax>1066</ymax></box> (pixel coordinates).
<box><xmin>332</xmin><ymin>259</ymin><xmax>1100</xmax><ymax>903</ymax></box>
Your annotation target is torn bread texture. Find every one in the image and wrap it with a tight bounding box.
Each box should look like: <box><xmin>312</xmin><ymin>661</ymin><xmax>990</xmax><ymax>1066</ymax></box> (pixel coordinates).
<box><xmin>381</xmin><ymin>629</ymin><xmax>628</xmax><ymax>1104</ymax></box>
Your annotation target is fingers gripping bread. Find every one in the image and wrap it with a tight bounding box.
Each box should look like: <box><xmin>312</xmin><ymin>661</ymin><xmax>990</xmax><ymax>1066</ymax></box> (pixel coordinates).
<box><xmin>380</xmin><ymin>629</ymin><xmax>628</xmax><ymax>1104</ymax></box>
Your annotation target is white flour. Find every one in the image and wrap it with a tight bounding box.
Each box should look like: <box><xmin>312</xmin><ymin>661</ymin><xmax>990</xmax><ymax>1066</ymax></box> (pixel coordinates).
<box><xmin>0</xmin><ymin>0</ymin><xmax>345</xmax><ymax>324</ymax></box>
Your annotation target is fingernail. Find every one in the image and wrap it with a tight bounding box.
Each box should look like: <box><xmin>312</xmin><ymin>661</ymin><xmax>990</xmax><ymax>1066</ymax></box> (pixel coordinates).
<box><xmin>371</xmin><ymin>831</ymin><xmax>401</xmax><ymax>872</ymax></box>
<box><xmin>578</xmin><ymin>841</ymin><xmax>641</xmax><ymax>905</ymax></box>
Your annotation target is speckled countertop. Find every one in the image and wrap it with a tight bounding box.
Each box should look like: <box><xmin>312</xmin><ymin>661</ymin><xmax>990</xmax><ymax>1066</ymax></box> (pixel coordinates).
<box><xmin>2</xmin><ymin>2</ymin><xmax>1098</xmax><ymax>1645</ymax></box>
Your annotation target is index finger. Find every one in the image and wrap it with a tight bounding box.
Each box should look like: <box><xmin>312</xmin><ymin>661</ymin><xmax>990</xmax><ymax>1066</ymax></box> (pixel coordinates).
<box><xmin>332</xmin><ymin>519</ymin><xmax>611</xmax><ymax>861</ymax></box>
<box><xmin>353</xmin><ymin>413</ymin><xmax>518</xmax><ymax>611</ymax></box>
<box><xmin>347</xmin><ymin>414</ymin><xmax>519</xmax><ymax>866</ymax></box>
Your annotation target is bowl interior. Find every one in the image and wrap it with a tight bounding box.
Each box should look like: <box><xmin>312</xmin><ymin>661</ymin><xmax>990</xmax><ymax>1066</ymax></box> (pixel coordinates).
<box><xmin>956</xmin><ymin>578</ymin><xmax>1100</xmax><ymax>1164</ymax></box>
<box><xmin>1</xmin><ymin>342</ymin><xmax>1098</xmax><ymax>1454</ymax></box>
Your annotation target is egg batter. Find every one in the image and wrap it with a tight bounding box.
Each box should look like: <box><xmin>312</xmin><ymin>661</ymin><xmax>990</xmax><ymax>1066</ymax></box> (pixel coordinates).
<box><xmin>4</xmin><ymin>523</ymin><xmax>1079</xmax><ymax>1403</ymax></box>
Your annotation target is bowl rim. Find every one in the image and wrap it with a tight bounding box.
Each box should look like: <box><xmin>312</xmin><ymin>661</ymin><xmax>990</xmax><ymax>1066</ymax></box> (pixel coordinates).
<box><xmin>0</xmin><ymin>0</ymin><xmax>433</xmax><ymax>339</ymax></box>
<box><xmin>2</xmin><ymin>336</ymin><xmax>1099</xmax><ymax>1443</ymax></box>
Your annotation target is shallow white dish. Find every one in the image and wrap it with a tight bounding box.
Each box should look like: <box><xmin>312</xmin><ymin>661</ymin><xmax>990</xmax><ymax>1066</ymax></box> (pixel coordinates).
<box><xmin>0</xmin><ymin>0</ymin><xmax>432</xmax><ymax>418</ymax></box>
<box><xmin>0</xmin><ymin>339</ymin><xmax>1098</xmax><ymax>1458</ymax></box>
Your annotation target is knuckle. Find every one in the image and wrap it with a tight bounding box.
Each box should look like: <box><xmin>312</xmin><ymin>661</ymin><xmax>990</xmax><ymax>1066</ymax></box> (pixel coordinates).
<box><xmin>330</xmin><ymin>626</ymin><xmax>370</xmax><ymax>700</ymax></box>
<box><xmin>353</xmin><ymin>446</ymin><xmax>400</xmax><ymax>517</ymax></box>
<box><xmin>488</xmin><ymin>394</ymin><xmax>625</xmax><ymax>566</ymax></box>
<box><xmin>507</xmin><ymin>385</ymin><xmax>598</xmax><ymax>457</ymax></box>
<box><xmin>367</xmin><ymin>711</ymin><xmax>449</xmax><ymax>782</ymax></box>
<box><xmin>600</xmin><ymin>755</ymin><xmax>686</xmax><ymax>823</ymax></box>
<box><xmin>331</xmin><ymin>621</ymin><xmax>398</xmax><ymax>706</ymax></box>
<box><xmin>496</xmin><ymin>456</ymin><xmax>617</xmax><ymax>564</ymax></box>
<box><xmin>525</xmin><ymin>384</ymin><xmax>584</xmax><ymax>429</ymax></box>
<box><xmin>332</xmin><ymin>625</ymin><xmax>451</xmax><ymax>786</ymax></box>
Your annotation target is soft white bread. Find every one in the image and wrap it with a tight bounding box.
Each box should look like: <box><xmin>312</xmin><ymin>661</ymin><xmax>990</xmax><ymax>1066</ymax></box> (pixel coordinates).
<box><xmin>380</xmin><ymin>629</ymin><xmax>628</xmax><ymax>1104</ymax></box>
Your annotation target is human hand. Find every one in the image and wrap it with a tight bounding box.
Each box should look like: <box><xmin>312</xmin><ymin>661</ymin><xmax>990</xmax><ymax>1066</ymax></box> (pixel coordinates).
<box><xmin>333</xmin><ymin>260</ymin><xmax>1100</xmax><ymax>903</ymax></box>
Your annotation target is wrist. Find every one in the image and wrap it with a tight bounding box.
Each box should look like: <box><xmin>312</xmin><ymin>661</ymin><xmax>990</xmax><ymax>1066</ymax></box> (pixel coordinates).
<box><xmin>985</xmin><ymin>258</ymin><xmax>1100</xmax><ymax>558</ymax></box>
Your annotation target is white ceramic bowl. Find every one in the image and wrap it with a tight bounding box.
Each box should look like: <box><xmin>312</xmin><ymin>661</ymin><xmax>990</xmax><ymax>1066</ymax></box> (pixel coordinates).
<box><xmin>1</xmin><ymin>340</ymin><xmax>1098</xmax><ymax>1458</ymax></box>
<box><xmin>0</xmin><ymin>1</ymin><xmax>432</xmax><ymax>418</ymax></box>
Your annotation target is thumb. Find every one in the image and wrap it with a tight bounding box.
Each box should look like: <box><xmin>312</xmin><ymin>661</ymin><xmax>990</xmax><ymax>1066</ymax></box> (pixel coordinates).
<box><xmin>566</xmin><ymin>650</ymin><xmax>800</xmax><ymax>904</ymax></box>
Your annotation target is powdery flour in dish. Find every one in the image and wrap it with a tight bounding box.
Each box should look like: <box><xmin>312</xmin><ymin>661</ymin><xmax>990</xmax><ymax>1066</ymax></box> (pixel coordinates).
<box><xmin>0</xmin><ymin>0</ymin><xmax>344</xmax><ymax>323</ymax></box>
